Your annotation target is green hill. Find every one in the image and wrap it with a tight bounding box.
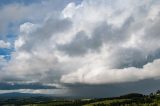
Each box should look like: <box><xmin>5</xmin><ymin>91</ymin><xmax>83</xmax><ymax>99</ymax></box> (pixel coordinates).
<box><xmin>1</xmin><ymin>91</ymin><xmax>160</xmax><ymax>106</ymax></box>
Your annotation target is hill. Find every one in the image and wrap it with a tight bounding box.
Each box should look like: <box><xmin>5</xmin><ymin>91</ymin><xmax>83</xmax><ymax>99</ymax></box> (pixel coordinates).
<box><xmin>0</xmin><ymin>91</ymin><xmax>160</xmax><ymax>106</ymax></box>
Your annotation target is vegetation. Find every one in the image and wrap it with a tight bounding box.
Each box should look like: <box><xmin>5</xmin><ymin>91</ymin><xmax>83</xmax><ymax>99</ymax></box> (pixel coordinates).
<box><xmin>1</xmin><ymin>90</ymin><xmax>160</xmax><ymax>106</ymax></box>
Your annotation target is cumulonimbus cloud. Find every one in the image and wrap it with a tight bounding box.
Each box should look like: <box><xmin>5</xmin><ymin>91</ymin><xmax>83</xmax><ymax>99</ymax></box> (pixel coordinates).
<box><xmin>0</xmin><ymin>0</ymin><xmax>160</xmax><ymax>86</ymax></box>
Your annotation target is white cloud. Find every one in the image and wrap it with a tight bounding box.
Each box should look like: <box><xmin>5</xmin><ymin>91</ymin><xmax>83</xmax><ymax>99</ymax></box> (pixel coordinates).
<box><xmin>0</xmin><ymin>40</ymin><xmax>10</xmax><ymax>48</ymax></box>
<box><xmin>61</xmin><ymin>59</ymin><xmax>160</xmax><ymax>84</ymax></box>
<box><xmin>59</xmin><ymin>0</ymin><xmax>160</xmax><ymax>84</ymax></box>
<box><xmin>1</xmin><ymin>0</ymin><xmax>160</xmax><ymax>86</ymax></box>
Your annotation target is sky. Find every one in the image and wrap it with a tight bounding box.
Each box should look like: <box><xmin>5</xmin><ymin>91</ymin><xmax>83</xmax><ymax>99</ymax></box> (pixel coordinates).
<box><xmin>0</xmin><ymin>0</ymin><xmax>160</xmax><ymax>98</ymax></box>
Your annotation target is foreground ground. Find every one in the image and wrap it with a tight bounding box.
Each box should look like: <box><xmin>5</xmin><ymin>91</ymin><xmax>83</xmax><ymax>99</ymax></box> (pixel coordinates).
<box><xmin>1</xmin><ymin>92</ymin><xmax>160</xmax><ymax>106</ymax></box>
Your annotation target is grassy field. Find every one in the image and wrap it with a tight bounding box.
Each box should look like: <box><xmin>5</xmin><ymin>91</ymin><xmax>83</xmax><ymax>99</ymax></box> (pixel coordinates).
<box><xmin>83</xmin><ymin>99</ymin><xmax>129</xmax><ymax>106</ymax></box>
<box><xmin>2</xmin><ymin>93</ymin><xmax>160</xmax><ymax>106</ymax></box>
<box><xmin>26</xmin><ymin>94</ymin><xmax>160</xmax><ymax>106</ymax></box>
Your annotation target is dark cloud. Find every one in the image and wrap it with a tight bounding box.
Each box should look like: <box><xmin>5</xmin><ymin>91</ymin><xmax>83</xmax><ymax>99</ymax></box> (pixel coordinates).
<box><xmin>109</xmin><ymin>48</ymin><xmax>160</xmax><ymax>69</ymax></box>
<box><xmin>58</xmin><ymin>17</ymin><xmax>134</xmax><ymax>56</ymax></box>
<box><xmin>0</xmin><ymin>82</ymin><xmax>57</xmax><ymax>90</ymax></box>
<box><xmin>20</xmin><ymin>17</ymin><xmax>72</xmax><ymax>52</ymax></box>
<box><xmin>64</xmin><ymin>79</ymin><xmax>160</xmax><ymax>98</ymax></box>
<box><xmin>58</xmin><ymin>31</ymin><xmax>90</xmax><ymax>56</ymax></box>
<box><xmin>145</xmin><ymin>17</ymin><xmax>160</xmax><ymax>40</ymax></box>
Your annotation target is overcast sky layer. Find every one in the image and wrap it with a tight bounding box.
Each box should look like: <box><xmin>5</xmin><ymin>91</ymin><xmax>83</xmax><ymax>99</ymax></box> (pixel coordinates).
<box><xmin>0</xmin><ymin>0</ymin><xmax>160</xmax><ymax>97</ymax></box>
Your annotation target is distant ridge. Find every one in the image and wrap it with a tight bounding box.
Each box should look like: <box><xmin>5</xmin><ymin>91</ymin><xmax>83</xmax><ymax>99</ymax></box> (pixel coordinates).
<box><xmin>0</xmin><ymin>92</ymin><xmax>50</xmax><ymax>98</ymax></box>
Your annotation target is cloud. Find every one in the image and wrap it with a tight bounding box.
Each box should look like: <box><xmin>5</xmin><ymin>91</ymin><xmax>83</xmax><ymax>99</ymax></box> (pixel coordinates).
<box><xmin>0</xmin><ymin>40</ymin><xmax>10</xmax><ymax>48</ymax></box>
<box><xmin>0</xmin><ymin>15</ymin><xmax>72</xmax><ymax>83</ymax></box>
<box><xmin>58</xmin><ymin>16</ymin><xmax>134</xmax><ymax>56</ymax></box>
<box><xmin>0</xmin><ymin>89</ymin><xmax>69</xmax><ymax>96</ymax></box>
<box><xmin>0</xmin><ymin>56</ymin><xmax>7</xmax><ymax>68</ymax></box>
<box><xmin>61</xmin><ymin>78</ymin><xmax>160</xmax><ymax>98</ymax></box>
<box><xmin>0</xmin><ymin>0</ymin><xmax>73</xmax><ymax>38</ymax></box>
<box><xmin>61</xmin><ymin>59</ymin><xmax>160</xmax><ymax>84</ymax></box>
<box><xmin>0</xmin><ymin>0</ymin><xmax>160</xmax><ymax>93</ymax></box>
<box><xmin>59</xmin><ymin>0</ymin><xmax>160</xmax><ymax>84</ymax></box>
<box><xmin>0</xmin><ymin>82</ymin><xmax>57</xmax><ymax>90</ymax></box>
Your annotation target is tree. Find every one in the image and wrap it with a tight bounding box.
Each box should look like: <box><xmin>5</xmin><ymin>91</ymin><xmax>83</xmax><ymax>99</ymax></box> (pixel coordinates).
<box><xmin>156</xmin><ymin>90</ymin><xmax>160</xmax><ymax>95</ymax></box>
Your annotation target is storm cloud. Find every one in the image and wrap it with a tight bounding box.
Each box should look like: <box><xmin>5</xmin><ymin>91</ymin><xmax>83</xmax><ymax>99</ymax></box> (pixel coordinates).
<box><xmin>0</xmin><ymin>0</ymin><xmax>160</xmax><ymax>97</ymax></box>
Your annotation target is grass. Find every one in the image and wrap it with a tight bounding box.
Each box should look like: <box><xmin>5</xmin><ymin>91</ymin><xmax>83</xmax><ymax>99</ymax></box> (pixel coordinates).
<box><xmin>2</xmin><ymin>93</ymin><xmax>160</xmax><ymax>106</ymax></box>
<box><xmin>83</xmin><ymin>99</ymin><xmax>129</xmax><ymax>106</ymax></box>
